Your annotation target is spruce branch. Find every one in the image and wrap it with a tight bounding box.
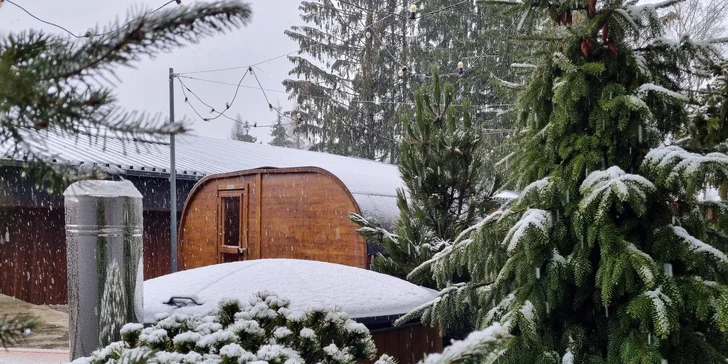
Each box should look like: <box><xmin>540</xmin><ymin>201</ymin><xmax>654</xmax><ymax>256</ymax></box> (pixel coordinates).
<box><xmin>0</xmin><ymin>1</ymin><xmax>252</xmax><ymax>192</ymax></box>
<box><xmin>0</xmin><ymin>314</ymin><xmax>39</xmax><ymax>349</ymax></box>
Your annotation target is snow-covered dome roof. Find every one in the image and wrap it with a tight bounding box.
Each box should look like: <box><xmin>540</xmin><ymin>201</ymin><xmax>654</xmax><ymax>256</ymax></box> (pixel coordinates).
<box><xmin>143</xmin><ymin>259</ymin><xmax>437</xmax><ymax>323</ymax></box>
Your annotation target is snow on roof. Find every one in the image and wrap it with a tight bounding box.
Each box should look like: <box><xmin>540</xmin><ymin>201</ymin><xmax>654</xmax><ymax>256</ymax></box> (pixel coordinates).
<box><xmin>143</xmin><ymin>259</ymin><xmax>438</xmax><ymax>323</ymax></box>
<box><xmin>0</xmin><ymin>130</ymin><xmax>403</xmax><ymax>226</ymax></box>
<box><xmin>63</xmin><ymin>180</ymin><xmax>142</xmax><ymax>199</ymax></box>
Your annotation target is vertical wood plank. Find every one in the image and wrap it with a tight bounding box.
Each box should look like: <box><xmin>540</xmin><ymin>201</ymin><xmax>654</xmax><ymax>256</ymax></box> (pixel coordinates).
<box><xmin>256</xmin><ymin>173</ymin><xmax>262</xmax><ymax>260</ymax></box>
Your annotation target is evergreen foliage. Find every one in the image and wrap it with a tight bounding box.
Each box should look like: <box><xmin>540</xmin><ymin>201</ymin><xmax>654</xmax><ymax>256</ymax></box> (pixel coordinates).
<box><xmin>99</xmin><ymin>261</ymin><xmax>128</xmax><ymax>347</ymax></box>
<box><xmin>230</xmin><ymin>115</ymin><xmax>258</xmax><ymax>143</ymax></box>
<box><xmin>409</xmin><ymin>0</ymin><xmax>728</xmax><ymax>362</ymax></box>
<box><xmin>71</xmin><ymin>292</ymin><xmax>395</xmax><ymax>364</ymax></box>
<box><xmin>0</xmin><ymin>314</ymin><xmax>38</xmax><ymax>349</ymax></box>
<box><xmin>351</xmin><ymin>68</ymin><xmax>500</xmax><ymax>336</ymax></box>
<box><xmin>283</xmin><ymin>0</ymin><xmax>519</xmax><ymax>163</ymax></box>
<box><xmin>0</xmin><ymin>0</ymin><xmax>252</xmax><ymax>192</ymax></box>
<box><xmin>269</xmin><ymin>105</ymin><xmax>295</xmax><ymax>148</ymax></box>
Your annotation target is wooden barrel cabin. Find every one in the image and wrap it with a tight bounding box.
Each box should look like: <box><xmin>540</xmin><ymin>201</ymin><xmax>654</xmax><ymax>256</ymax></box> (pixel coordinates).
<box><xmin>176</xmin><ymin>143</ymin><xmax>403</xmax><ymax>271</ymax></box>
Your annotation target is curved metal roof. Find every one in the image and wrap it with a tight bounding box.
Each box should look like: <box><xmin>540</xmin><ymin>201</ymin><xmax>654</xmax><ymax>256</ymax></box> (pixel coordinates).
<box><xmin>1</xmin><ymin>131</ymin><xmax>403</xmax><ymax>227</ymax></box>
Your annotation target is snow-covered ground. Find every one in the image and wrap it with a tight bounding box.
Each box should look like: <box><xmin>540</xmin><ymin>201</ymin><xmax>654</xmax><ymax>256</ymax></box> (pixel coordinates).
<box><xmin>0</xmin><ymin>348</ymin><xmax>68</xmax><ymax>364</ymax></box>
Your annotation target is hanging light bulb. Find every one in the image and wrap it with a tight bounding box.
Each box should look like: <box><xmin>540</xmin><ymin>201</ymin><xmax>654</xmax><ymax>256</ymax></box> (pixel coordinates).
<box><xmin>203</xmin><ymin>118</ymin><xmax>210</xmax><ymax>122</ymax></box>
<box><xmin>458</xmin><ymin>61</ymin><xmax>464</xmax><ymax>75</ymax></box>
<box><xmin>210</xmin><ymin>108</ymin><xmax>215</xmax><ymax>114</ymax></box>
<box><xmin>225</xmin><ymin>102</ymin><xmax>230</xmax><ymax>109</ymax></box>
<box><xmin>175</xmin><ymin>0</ymin><xmax>184</xmax><ymax>7</ymax></box>
<box><xmin>84</xmin><ymin>28</ymin><xmax>95</xmax><ymax>38</ymax></box>
<box><xmin>296</xmin><ymin>112</ymin><xmax>302</xmax><ymax>121</ymax></box>
<box><xmin>409</xmin><ymin>4</ymin><xmax>417</xmax><ymax>20</ymax></box>
<box><xmin>269</xmin><ymin>103</ymin><xmax>274</xmax><ymax>112</ymax></box>
<box><xmin>366</xmin><ymin>30</ymin><xmax>372</xmax><ymax>39</ymax></box>
<box><xmin>249</xmin><ymin>66</ymin><xmax>254</xmax><ymax>75</ymax></box>
<box><xmin>254</xmin><ymin>122</ymin><xmax>258</xmax><ymax>127</ymax></box>
<box><xmin>0</xmin><ymin>0</ymin><xmax>4</xmax><ymax>9</ymax></box>
<box><xmin>184</xmin><ymin>97</ymin><xmax>188</xmax><ymax>103</ymax></box>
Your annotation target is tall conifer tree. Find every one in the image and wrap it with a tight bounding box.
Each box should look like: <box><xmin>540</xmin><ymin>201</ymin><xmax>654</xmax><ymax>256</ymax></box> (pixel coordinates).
<box><xmin>406</xmin><ymin>0</ymin><xmax>728</xmax><ymax>362</ymax></box>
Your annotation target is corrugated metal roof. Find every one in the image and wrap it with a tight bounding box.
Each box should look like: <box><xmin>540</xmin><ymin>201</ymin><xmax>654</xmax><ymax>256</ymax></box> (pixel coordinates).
<box><xmin>1</xmin><ymin>130</ymin><xmax>403</xmax><ymax>226</ymax></box>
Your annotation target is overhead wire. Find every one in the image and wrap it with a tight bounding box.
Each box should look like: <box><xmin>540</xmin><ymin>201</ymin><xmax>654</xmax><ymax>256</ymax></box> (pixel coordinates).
<box><xmin>2</xmin><ymin>0</ymin><xmax>178</xmax><ymax>38</ymax></box>
<box><xmin>179</xmin><ymin>74</ymin><xmax>514</xmax><ymax>109</ymax></box>
<box><xmin>172</xmin><ymin>0</ymin><xmax>517</xmax><ymax>134</ymax></box>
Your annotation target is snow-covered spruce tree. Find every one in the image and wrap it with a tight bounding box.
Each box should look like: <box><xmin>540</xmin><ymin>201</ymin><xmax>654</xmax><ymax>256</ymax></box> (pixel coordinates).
<box><xmin>230</xmin><ymin>114</ymin><xmax>258</xmax><ymax>143</ymax></box>
<box><xmin>351</xmin><ymin>68</ymin><xmax>500</xmax><ymax>336</ymax></box>
<box><xmin>71</xmin><ymin>292</ymin><xmax>395</xmax><ymax>364</ymax></box>
<box><xmin>99</xmin><ymin>261</ymin><xmax>128</xmax><ymax>347</ymax></box>
<box><xmin>682</xmin><ymin>60</ymin><xmax>728</xmax><ymax>198</ymax></box>
<box><xmin>269</xmin><ymin>104</ymin><xmax>295</xmax><ymax>148</ymax></box>
<box><xmin>283</xmin><ymin>0</ymin><xmax>406</xmax><ymax>161</ymax></box>
<box><xmin>0</xmin><ymin>1</ymin><xmax>251</xmax><ymax>192</ymax></box>
<box><xmin>403</xmin><ymin>0</ymin><xmax>728</xmax><ymax>362</ymax></box>
<box><xmin>352</xmin><ymin>67</ymin><xmax>498</xmax><ymax>284</ymax></box>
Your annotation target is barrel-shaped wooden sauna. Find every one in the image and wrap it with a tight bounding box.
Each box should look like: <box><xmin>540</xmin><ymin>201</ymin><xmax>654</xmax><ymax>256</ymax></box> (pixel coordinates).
<box><xmin>177</xmin><ymin>166</ymin><xmax>400</xmax><ymax>270</ymax></box>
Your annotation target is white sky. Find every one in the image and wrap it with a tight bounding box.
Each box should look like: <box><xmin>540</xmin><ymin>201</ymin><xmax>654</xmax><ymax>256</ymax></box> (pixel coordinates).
<box><xmin>0</xmin><ymin>0</ymin><xmax>302</xmax><ymax>144</ymax></box>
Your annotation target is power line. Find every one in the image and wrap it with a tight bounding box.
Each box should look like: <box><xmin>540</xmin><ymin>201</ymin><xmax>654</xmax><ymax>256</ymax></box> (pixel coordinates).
<box><xmin>2</xmin><ymin>0</ymin><xmax>178</xmax><ymax>38</ymax></box>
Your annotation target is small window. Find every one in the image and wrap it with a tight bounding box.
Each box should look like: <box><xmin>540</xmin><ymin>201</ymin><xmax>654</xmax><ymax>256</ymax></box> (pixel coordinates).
<box><xmin>222</xmin><ymin>196</ymin><xmax>240</xmax><ymax>247</ymax></box>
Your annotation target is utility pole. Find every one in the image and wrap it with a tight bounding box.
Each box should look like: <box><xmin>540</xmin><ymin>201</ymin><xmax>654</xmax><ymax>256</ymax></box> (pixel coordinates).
<box><xmin>169</xmin><ymin>67</ymin><xmax>178</xmax><ymax>273</ymax></box>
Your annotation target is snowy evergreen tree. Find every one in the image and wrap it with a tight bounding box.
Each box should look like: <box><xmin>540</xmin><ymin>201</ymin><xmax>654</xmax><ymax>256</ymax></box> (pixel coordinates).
<box><xmin>72</xmin><ymin>292</ymin><xmax>395</xmax><ymax>364</ymax></box>
<box><xmin>352</xmin><ymin>69</ymin><xmax>501</xmax><ymax>336</ymax></box>
<box><xmin>0</xmin><ymin>1</ymin><xmax>251</xmax><ymax>192</ymax></box>
<box><xmin>283</xmin><ymin>1</ymin><xmax>520</xmax><ymax>163</ymax></box>
<box><xmin>99</xmin><ymin>261</ymin><xmax>128</xmax><ymax>347</ymax></box>
<box><xmin>283</xmin><ymin>0</ymin><xmax>401</xmax><ymax>160</ymax></box>
<box><xmin>352</xmin><ymin>68</ymin><xmax>499</xmax><ymax>287</ymax></box>
<box><xmin>405</xmin><ymin>0</ymin><xmax>728</xmax><ymax>362</ymax></box>
<box><xmin>269</xmin><ymin>104</ymin><xmax>295</xmax><ymax>148</ymax></box>
<box><xmin>230</xmin><ymin>115</ymin><xmax>257</xmax><ymax>143</ymax></box>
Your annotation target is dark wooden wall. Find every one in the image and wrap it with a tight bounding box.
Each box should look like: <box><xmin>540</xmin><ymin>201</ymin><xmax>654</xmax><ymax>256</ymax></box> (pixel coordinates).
<box><xmin>370</xmin><ymin>324</ymin><xmax>443</xmax><ymax>364</ymax></box>
<box><xmin>0</xmin><ymin>207</ymin><xmax>67</xmax><ymax>304</ymax></box>
<box><xmin>178</xmin><ymin>168</ymin><xmax>368</xmax><ymax>270</ymax></box>
<box><xmin>0</xmin><ymin>207</ymin><xmax>175</xmax><ymax>305</ymax></box>
<box><xmin>0</xmin><ymin>165</ymin><xmax>196</xmax><ymax>305</ymax></box>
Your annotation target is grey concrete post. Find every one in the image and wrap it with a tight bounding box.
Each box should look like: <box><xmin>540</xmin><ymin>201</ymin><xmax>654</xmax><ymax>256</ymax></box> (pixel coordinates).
<box><xmin>64</xmin><ymin>180</ymin><xmax>144</xmax><ymax>360</ymax></box>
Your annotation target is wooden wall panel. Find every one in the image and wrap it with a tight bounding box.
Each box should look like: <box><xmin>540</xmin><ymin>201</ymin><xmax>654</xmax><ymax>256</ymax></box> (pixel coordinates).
<box><xmin>178</xmin><ymin>168</ymin><xmax>367</xmax><ymax>270</ymax></box>
<box><xmin>0</xmin><ymin>208</ymin><xmax>176</xmax><ymax>305</ymax></box>
<box><xmin>259</xmin><ymin>172</ymin><xmax>367</xmax><ymax>268</ymax></box>
<box><xmin>0</xmin><ymin>207</ymin><xmax>66</xmax><ymax>305</ymax></box>
<box><xmin>367</xmin><ymin>324</ymin><xmax>443</xmax><ymax>364</ymax></box>
<box><xmin>143</xmin><ymin>211</ymin><xmax>172</xmax><ymax>280</ymax></box>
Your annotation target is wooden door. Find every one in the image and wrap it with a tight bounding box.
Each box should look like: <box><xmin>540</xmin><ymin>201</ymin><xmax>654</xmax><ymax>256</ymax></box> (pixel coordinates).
<box><xmin>217</xmin><ymin>184</ymin><xmax>249</xmax><ymax>263</ymax></box>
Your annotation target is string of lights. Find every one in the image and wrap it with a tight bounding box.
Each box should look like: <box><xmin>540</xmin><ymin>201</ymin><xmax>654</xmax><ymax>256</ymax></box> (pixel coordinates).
<box><xmin>176</xmin><ymin>67</ymin><xmax>515</xmax><ymax>138</ymax></box>
<box><xmin>179</xmin><ymin>73</ymin><xmax>514</xmax><ymax>110</ymax></box>
<box><xmin>1</xmin><ymin>0</ymin><xmax>181</xmax><ymax>38</ymax></box>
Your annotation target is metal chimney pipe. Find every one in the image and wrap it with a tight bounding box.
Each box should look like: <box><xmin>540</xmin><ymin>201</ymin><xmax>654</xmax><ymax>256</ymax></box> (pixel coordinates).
<box><xmin>64</xmin><ymin>180</ymin><xmax>144</xmax><ymax>360</ymax></box>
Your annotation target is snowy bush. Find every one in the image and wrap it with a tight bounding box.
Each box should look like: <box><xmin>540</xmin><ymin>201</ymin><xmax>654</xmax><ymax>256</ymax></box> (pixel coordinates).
<box><xmin>69</xmin><ymin>291</ymin><xmax>396</xmax><ymax>364</ymax></box>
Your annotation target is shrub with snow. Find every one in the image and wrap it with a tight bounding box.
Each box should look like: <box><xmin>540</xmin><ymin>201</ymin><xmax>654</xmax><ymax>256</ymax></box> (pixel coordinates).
<box><xmin>69</xmin><ymin>291</ymin><xmax>397</xmax><ymax>364</ymax></box>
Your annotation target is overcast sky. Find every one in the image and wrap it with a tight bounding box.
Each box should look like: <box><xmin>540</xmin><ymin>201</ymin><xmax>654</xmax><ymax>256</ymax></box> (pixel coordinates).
<box><xmin>0</xmin><ymin>0</ymin><xmax>301</xmax><ymax>144</ymax></box>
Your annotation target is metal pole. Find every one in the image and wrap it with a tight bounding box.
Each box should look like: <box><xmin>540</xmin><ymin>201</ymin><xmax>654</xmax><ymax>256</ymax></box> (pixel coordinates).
<box><xmin>169</xmin><ymin>67</ymin><xmax>178</xmax><ymax>273</ymax></box>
